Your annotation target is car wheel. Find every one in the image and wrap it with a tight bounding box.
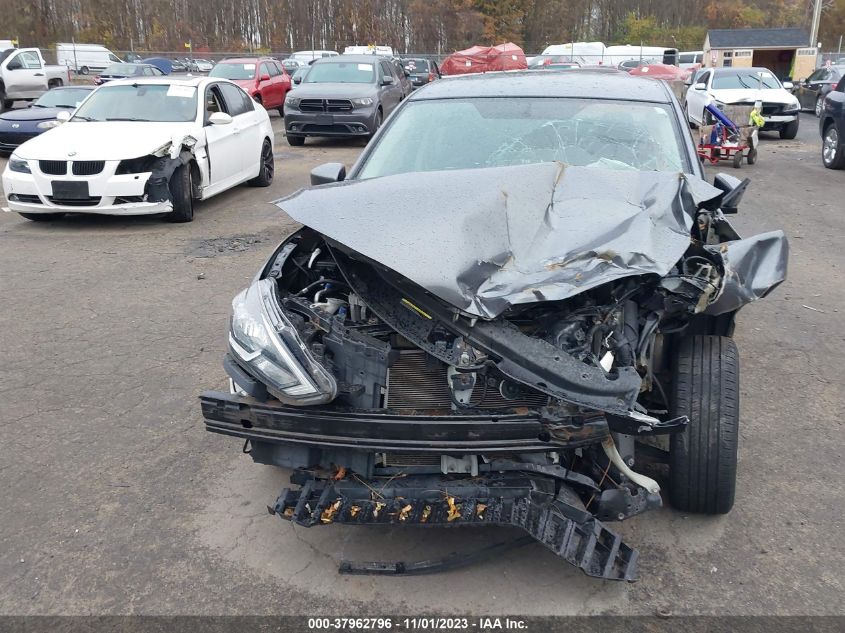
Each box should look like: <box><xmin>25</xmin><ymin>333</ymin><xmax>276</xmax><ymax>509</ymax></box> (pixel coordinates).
<box><xmin>815</xmin><ymin>96</ymin><xmax>823</xmax><ymax>118</ymax></box>
<box><xmin>19</xmin><ymin>212</ymin><xmax>66</xmax><ymax>222</ymax></box>
<box><xmin>669</xmin><ymin>335</ymin><xmax>739</xmax><ymax>515</ymax></box>
<box><xmin>248</xmin><ymin>139</ymin><xmax>274</xmax><ymax>187</ymax></box>
<box><xmin>370</xmin><ymin>109</ymin><xmax>383</xmax><ymax>138</ymax></box>
<box><xmin>732</xmin><ymin>151</ymin><xmax>743</xmax><ymax>168</ymax></box>
<box><xmin>164</xmin><ymin>164</ymin><xmax>193</xmax><ymax>223</ymax></box>
<box><xmin>286</xmin><ymin>134</ymin><xmax>305</xmax><ymax>147</ymax></box>
<box><xmin>746</xmin><ymin>147</ymin><xmax>758</xmax><ymax>165</ymax></box>
<box><xmin>80</xmin><ymin>66</ymin><xmax>89</xmax><ymax>75</ymax></box>
<box><xmin>0</xmin><ymin>86</ymin><xmax>7</xmax><ymax>113</ymax></box>
<box><xmin>780</xmin><ymin>118</ymin><xmax>799</xmax><ymax>139</ymax></box>
<box><xmin>277</xmin><ymin>105</ymin><xmax>284</xmax><ymax>117</ymax></box>
<box><xmin>822</xmin><ymin>123</ymin><xmax>845</xmax><ymax>169</ymax></box>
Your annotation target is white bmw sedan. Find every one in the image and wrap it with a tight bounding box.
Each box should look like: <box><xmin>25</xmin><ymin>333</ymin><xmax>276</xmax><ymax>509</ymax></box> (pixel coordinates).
<box><xmin>2</xmin><ymin>77</ymin><xmax>275</xmax><ymax>222</ymax></box>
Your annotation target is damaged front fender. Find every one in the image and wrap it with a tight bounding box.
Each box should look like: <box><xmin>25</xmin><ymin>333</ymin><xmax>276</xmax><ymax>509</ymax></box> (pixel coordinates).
<box><xmin>145</xmin><ymin>135</ymin><xmax>198</xmax><ymax>203</ymax></box>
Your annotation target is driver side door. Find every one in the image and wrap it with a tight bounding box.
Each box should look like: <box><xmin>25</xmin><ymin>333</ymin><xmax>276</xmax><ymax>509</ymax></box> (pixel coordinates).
<box><xmin>685</xmin><ymin>70</ymin><xmax>711</xmax><ymax>125</ymax></box>
<box><xmin>3</xmin><ymin>50</ymin><xmax>48</xmax><ymax>99</ymax></box>
<box><xmin>202</xmin><ymin>83</ymin><xmax>245</xmax><ymax>196</ymax></box>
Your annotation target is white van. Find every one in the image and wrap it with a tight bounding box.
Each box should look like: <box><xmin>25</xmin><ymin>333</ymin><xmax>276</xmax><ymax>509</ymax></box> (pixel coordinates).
<box><xmin>604</xmin><ymin>45</ymin><xmax>679</xmax><ymax>67</ymax></box>
<box><xmin>343</xmin><ymin>45</ymin><xmax>394</xmax><ymax>57</ymax></box>
<box><xmin>679</xmin><ymin>51</ymin><xmax>704</xmax><ymax>69</ymax></box>
<box><xmin>56</xmin><ymin>43</ymin><xmax>122</xmax><ymax>74</ymax></box>
<box><xmin>541</xmin><ymin>42</ymin><xmax>606</xmax><ymax>65</ymax></box>
<box><xmin>291</xmin><ymin>50</ymin><xmax>339</xmax><ymax>63</ymax></box>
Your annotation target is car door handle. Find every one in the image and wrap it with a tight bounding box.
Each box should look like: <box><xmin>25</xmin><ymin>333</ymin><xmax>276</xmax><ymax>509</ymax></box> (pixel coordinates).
<box><xmin>34</xmin><ymin>73</ymin><xmax>45</xmax><ymax>76</ymax></box>
<box><xmin>233</xmin><ymin>128</ymin><xmax>241</xmax><ymax>134</ymax></box>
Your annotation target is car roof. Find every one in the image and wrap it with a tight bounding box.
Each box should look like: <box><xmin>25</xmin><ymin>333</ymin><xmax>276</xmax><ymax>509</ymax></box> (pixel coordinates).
<box><xmin>220</xmin><ymin>57</ymin><xmax>274</xmax><ymax>63</ymax></box>
<box><xmin>51</xmin><ymin>85</ymin><xmax>95</xmax><ymax>90</ymax></box>
<box><xmin>409</xmin><ymin>69</ymin><xmax>672</xmax><ymax>103</ymax></box>
<box><xmin>710</xmin><ymin>67</ymin><xmax>777</xmax><ymax>75</ymax></box>
<box><xmin>101</xmin><ymin>76</ymin><xmax>215</xmax><ymax>88</ymax></box>
<box><xmin>313</xmin><ymin>54</ymin><xmax>388</xmax><ymax>64</ymax></box>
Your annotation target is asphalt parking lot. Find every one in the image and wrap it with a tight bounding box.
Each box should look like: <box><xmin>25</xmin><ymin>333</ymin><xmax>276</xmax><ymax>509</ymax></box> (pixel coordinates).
<box><xmin>1</xmin><ymin>111</ymin><xmax>843</xmax><ymax>616</ymax></box>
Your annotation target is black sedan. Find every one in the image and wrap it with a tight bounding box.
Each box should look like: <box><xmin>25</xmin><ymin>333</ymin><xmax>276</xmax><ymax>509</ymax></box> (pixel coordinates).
<box><xmin>0</xmin><ymin>86</ymin><xmax>94</xmax><ymax>154</ymax></box>
<box><xmin>401</xmin><ymin>57</ymin><xmax>441</xmax><ymax>88</ymax></box>
<box><xmin>92</xmin><ymin>63</ymin><xmax>165</xmax><ymax>86</ymax></box>
<box><xmin>795</xmin><ymin>65</ymin><xmax>845</xmax><ymax>116</ymax></box>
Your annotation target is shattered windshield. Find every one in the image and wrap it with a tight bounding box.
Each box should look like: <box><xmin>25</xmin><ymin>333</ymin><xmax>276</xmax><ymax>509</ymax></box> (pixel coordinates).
<box><xmin>358</xmin><ymin>97</ymin><xmax>687</xmax><ymax>179</ymax></box>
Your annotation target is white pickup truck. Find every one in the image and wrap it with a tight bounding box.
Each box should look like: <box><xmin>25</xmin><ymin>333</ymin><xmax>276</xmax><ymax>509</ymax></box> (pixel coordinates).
<box><xmin>0</xmin><ymin>48</ymin><xmax>70</xmax><ymax>112</ymax></box>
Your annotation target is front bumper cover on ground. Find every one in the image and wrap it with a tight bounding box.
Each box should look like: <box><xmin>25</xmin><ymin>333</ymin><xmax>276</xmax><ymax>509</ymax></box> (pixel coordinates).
<box><xmin>271</xmin><ymin>471</ymin><xmax>639</xmax><ymax>581</ymax></box>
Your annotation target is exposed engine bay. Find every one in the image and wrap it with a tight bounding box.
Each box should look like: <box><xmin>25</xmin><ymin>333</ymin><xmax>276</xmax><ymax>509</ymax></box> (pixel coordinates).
<box><xmin>201</xmin><ymin>163</ymin><xmax>788</xmax><ymax>580</ymax></box>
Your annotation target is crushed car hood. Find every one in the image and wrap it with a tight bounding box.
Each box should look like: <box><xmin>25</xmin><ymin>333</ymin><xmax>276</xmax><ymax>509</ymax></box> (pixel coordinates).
<box><xmin>278</xmin><ymin>162</ymin><xmax>727</xmax><ymax>319</ymax></box>
<box><xmin>14</xmin><ymin>121</ymin><xmax>197</xmax><ymax>161</ymax></box>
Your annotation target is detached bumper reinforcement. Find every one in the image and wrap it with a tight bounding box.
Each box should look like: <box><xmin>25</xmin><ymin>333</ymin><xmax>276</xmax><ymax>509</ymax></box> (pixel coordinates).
<box><xmin>269</xmin><ymin>473</ymin><xmax>638</xmax><ymax>581</ymax></box>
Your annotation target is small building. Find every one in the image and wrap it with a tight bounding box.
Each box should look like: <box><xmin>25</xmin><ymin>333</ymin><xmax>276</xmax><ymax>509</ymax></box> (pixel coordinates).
<box><xmin>703</xmin><ymin>27</ymin><xmax>817</xmax><ymax>80</ymax></box>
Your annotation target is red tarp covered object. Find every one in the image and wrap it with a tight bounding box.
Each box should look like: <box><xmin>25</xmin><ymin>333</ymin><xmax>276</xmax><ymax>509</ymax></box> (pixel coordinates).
<box><xmin>440</xmin><ymin>43</ymin><xmax>527</xmax><ymax>75</ymax></box>
<box><xmin>629</xmin><ymin>63</ymin><xmax>693</xmax><ymax>82</ymax></box>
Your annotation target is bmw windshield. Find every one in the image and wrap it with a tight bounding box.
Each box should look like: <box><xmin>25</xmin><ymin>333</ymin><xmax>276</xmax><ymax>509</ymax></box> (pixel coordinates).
<box><xmin>357</xmin><ymin>97</ymin><xmax>687</xmax><ymax>178</ymax></box>
<box><xmin>71</xmin><ymin>84</ymin><xmax>198</xmax><ymax>122</ymax></box>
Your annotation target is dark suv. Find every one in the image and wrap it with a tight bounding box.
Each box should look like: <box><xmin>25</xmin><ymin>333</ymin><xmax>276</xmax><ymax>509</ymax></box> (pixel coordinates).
<box><xmin>820</xmin><ymin>75</ymin><xmax>845</xmax><ymax>169</ymax></box>
<box><xmin>283</xmin><ymin>54</ymin><xmax>405</xmax><ymax>145</ymax></box>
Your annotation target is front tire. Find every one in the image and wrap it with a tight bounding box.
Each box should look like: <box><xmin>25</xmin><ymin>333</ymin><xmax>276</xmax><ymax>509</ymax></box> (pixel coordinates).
<box><xmin>780</xmin><ymin>118</ymin><xmax>799</xmax><ymax>140</ymax></box>
<box><xmin>669</xmin><ymin>335</ymin><xmax>739</xmax><ymax>515</ymax></box>
<box><xmin>79</xmin><ymin>66</ymin><xmax>89</xmax><ymax>75</ymax></box>
<box><xmin>164</xmin><ymin>164</ymin><xmax>194</xmax><ymax>223</ymax></box>
<box><xmin>822</xmin><ymin>123</ymin><xmax>845</xmax><ymax>169</ymax></box>
<box><xmin>286</xmin><ymin>134</ymin><xmax>305</xmax><ymax>146</ymax></box>
<box><xmin>19</xmin><ymin>212</ymin><xmax>66</xmax><ymax>222</ymax></box>
<box><xmin>248</xmin><ymin>139</ymin><xmax>274</xmax><ymax>187</ymax></box>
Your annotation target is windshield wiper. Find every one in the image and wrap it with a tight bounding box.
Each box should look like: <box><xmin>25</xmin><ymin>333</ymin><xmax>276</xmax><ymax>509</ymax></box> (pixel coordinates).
<box><xmin>72</xmin><ymin>115</ymin><xmax>97</xmax><ymax>121</ymax></box>
<box><xmin>105</xmin><ymin>117</ymin><xmax>148</xmax><ymax>121</ymax></box>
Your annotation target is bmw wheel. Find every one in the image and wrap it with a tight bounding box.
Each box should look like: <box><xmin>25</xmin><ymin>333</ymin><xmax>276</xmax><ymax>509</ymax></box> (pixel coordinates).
<box><xmin>823</xmin><ymin>124</ymin><xmax>845</xmax><ymax>169</ymax></box>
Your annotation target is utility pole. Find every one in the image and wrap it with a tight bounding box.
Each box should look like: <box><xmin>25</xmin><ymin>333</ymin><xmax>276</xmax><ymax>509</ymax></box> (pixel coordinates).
<box><xmin>810</xmin><ymin>0</ymin><xmax>823</xmax><ymax>50</ymax></box>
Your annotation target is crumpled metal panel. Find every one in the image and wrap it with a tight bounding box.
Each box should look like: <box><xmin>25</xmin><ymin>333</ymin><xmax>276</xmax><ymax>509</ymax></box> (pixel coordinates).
<box><xmin>705</xmin><ymin>230</ymin><xmax>789</xmax><ymax>315</ymax></box>
<box><xmin>277</xmin><ymin>162</ymin><xmax>783</xmax><ymax>318</ymax></box>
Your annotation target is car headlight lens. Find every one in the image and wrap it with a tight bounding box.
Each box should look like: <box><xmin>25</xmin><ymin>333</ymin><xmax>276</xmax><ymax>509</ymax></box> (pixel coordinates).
<box><xmin>8</xmin><ymin>155</ymin><xmax>31</xmax><ymax>173</ymax></box>
<box><xmin>37</xmin><ymin>120</ymin><xmax>62</xmax><ymax>130</ymax></box>
<box><xmin>285</xmin><ymin>95</ymin><xmax>300</xmax><ymax>107</ymax></box>
<box><xmin>351</xmin><ymin>97</ymin><xmax>373</xmax><ymax>106</ymax></box>
<box><xmin>784</xmin><ymin>99</ymin><xmax>800</xmax><ymax>113</ymax></box>
<box><xmin>229</xmin><ymin>278</ymin><xmax>337</xmax><ymax>405</ymax></box>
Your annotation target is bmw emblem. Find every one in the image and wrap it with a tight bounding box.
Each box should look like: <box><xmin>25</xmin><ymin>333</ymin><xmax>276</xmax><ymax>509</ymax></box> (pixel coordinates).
<box><xmin>11</xmin><ymin>123</ymin><xmax>19</xmax><ymax>128</ymax></box>
<box><xmin>68</xmin><ymin>151</ymin><xmax>77</xmax><ymax>157</ymax></box>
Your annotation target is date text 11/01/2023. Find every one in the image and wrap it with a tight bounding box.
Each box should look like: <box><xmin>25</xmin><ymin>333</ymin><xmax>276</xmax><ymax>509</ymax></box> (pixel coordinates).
<box><xmin>306</xmin><ymin>617</ymin><xmax>528</xmax><ymax>630</ymax></box>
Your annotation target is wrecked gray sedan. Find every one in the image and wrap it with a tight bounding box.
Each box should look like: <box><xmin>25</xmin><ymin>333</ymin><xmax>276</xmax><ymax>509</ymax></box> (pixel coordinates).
<box><xmin>200</xmin><ymin>71</ymin><xmax>787</xmax><ymax>580</ymax></box>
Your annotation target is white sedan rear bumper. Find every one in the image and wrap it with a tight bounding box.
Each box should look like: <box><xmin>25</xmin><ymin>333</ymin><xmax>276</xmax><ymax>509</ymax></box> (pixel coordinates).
<box><xmin>1</xmin><ymin>159</ymin><xmax>173</xmax><ymax>216</ymax></box>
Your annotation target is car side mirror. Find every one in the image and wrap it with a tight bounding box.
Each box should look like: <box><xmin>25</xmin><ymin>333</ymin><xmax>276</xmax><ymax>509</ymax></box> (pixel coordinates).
<box><xmin>7</xmin><ymin>60</ymin><xmax>22</xmax><ymax>71</ymax></box>
<box><xmin>694</xmin><ymin>82</ymin><xmax>706</xmax><ymax>91</ymax></box>
<box><xmin>381</xmin><ymin>75</ymin><xmax>394</xmax><ymax>86</ymax></box>
<box><xmin>209</xmin><ymin>112</ymin><xmax>233</xmax><ymax>125</ymax></box>
<box><xmin>782</xmin><ymin>81</ymin><xmax>793</xmax><ymax>90</ymax></box>
<box><xmin>310</xmin><ymin>162</ymin><xmax>346</xmax><ymax>186</ymax></box>
<box><xmin>260</xmin><ymin>73</ymin><xmax>271</xmax><ymax>81</ymax></box>
<box><xmin>713</xmin><ymin>173</ymin><xmax>750</xmax><ymax>214</ymax></box>
<box><xmin>56</xmin><ymin>111</ymin><xmax>71</xmax><ymax>123</ymax></box>
<box><xmin>292</xmin><ymin>75</ymin><xmax>302</xmax><ymax>85</ymax></box>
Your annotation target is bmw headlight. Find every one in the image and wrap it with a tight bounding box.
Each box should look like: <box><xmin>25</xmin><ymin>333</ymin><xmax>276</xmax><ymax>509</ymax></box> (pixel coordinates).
<box><xmin>285</xmin><ymin>95</ymin><xmax>300</xmax><ymax>108</ymax></box>
<box><xmin>8</xmin><ymin>155</ymin><xmax>31</xmax><ymax>173</ymax></box>
<box><xmin>37</xmin><ymin>120</ymin><xmax>62</xmax><ymax>130</ymax></box>
<box><xmin>351</xmin><ymin>97</ymin><xmax>373</xmax><ymax>107</ymax></box>
<box><xmin>229</xmin><ymin>278</ymin><xmax>337</xmax><ymax>405</ymax></box>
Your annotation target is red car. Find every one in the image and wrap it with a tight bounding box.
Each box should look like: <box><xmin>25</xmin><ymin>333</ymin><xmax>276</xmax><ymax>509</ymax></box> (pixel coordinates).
<box><xmin>209</xmin><ymin>57</ymin><xmax>291</xmax><ymax>115</ymax></box>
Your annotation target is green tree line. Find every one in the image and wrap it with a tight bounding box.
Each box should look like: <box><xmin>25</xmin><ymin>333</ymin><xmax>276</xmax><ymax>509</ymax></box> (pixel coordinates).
<box><xmin>3</xmin><ymin>0</ymin><xmax>843</xmax><ymax>54</ymax></box>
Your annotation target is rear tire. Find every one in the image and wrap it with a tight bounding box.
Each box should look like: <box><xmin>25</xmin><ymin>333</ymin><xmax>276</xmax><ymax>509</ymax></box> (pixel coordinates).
<box><xmin>79</xmin><ymin>66</ymin><xmax>89</xmax><ymax>75</ymax></box>
<box><xmin>815</xmin><ymin>96</ymin><xmax>823</xmax><ymax>118</ymax></box>
<box><xmin>746</xmin><ymin>147</ymin><xmax>757</xmax><ymax>165</ymax></box>
<box><xmin>779</xmin><ymin>118</ymin><xmax>799</xmax><ymax>140</ymax></box>
<box><xmin>669</xmin><ymin>335</ymin><xmax>739</xmax><ymax>515</ymax></box>
<box><xmin>286</xmin><ymin>134</ymin><xmax>305</xmax><ymax>146</ymax></box>
<box><xmin>164</xmin><ymin>164</ymin><xmax>194</xmax><ymax>223</ymax></box>
<box><xmin>248</xmin><ymin>139</ymin><xmax>274</xmax><ymax>187</ymax></box>
<box><xmin>19</xmin><ymin>212</ymin><xmax>66</xmax><ymax>222</ymax></box>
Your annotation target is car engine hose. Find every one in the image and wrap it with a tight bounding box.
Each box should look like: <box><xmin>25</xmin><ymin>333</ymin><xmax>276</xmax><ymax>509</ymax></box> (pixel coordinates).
<box><xmin>601</xmin><ymin>435</ymin><xmax>661</xmax><ymax>494</ymax></box>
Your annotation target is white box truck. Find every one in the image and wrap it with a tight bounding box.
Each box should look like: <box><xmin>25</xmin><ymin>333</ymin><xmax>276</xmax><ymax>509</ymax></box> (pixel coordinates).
<box><xmin>56</xmin><ymin>43</ymin><xmax>122</xmax><ymax>75</ymax></box>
